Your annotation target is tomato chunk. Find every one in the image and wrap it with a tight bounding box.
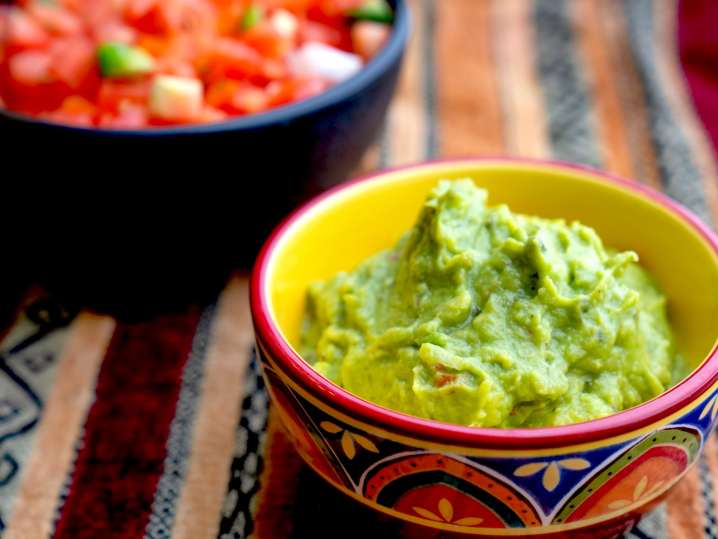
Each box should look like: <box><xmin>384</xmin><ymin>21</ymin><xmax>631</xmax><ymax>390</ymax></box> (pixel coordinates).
<box><xmin>6</xmin><ymin>8</ymin><xmax>49</xmax><ymax>49</ymax></box>
<box><xmin>50</xmin><ymin>37</ymin><xmax>97</xmax><ymax>89</ymax></box>
<box><xmin>351</xmin><ymin>20</ymin><xmax>390</xmax><ymax>60</ymax></box>
<box><xmin>9</xmin><ymin>49</ymin><xmax>52</xmax><ymax>85</ymax></box>
<box><xmin>27</xmin><ymin>3</ymin><xmax>83</xmax><ymax>36</ymax></box>
<box><xmin>98</xmin><ymin>79</ymin><xmax>152</xmax><ymax>110</ymax></box>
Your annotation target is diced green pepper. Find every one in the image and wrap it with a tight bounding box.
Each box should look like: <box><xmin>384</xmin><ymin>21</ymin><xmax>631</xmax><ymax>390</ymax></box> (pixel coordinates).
<box><xmin>242</xmin><ymin>4</ymin><xmax>264</xmax><ymax>31</ymax></box>
<box><xmin>348</xmin><ymin>0</ymin><xmax>394</xmax><ymax>24</ymax></box>
<box><xmin>97</xmin><ymin>42</ymin><xmax>156</xmax><ymax>79</ymax></box>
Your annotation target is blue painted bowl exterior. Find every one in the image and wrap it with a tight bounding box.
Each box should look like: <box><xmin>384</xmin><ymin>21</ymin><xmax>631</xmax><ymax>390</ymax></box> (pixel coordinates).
<box><xmin>256</xmin><ymin>338</ymin><xmax>718</xmax><ymax>539</ymax></box>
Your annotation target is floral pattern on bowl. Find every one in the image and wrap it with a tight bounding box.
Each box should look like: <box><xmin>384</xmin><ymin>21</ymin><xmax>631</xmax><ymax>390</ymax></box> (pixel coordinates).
<box><xmin>258</xmin><ymin>344</ymin><xmax>714</xmax><ymax>537</ymax></box>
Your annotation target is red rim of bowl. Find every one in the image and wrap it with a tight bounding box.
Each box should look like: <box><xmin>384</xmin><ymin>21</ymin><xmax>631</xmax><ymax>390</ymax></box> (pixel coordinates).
<box><xmin>251</xmin><ymin>157</ymin><xmax>718</xmax><ymax>450</ymax></box>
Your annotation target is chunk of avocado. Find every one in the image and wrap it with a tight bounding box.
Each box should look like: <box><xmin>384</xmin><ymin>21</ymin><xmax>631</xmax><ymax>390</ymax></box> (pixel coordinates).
<box><xmin>242</xmin><ymin>4</ymin><xmax>264</xmax><ymax>31</ymax></box>
<box><xmin>348</xmin><ymin>0</ymin><xmax>394</xmax><ymax>24</ymax></box>
<box><xmin>98</xmin><ymin>42</ymin><xmax>155</xmax><ymax>79</ymax></box>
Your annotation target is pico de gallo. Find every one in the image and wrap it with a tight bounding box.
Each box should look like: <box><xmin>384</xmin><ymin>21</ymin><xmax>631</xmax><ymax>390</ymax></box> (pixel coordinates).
<box><xmin>0</xmin><ymin>0</ymin><xmax>394</xmax><ymax>128</ymax></box>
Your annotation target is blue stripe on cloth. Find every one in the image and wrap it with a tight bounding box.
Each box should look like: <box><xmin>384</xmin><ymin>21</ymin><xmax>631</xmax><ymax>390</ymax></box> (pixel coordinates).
<box><xmin>700</xmin><ymin>454</ymin><xmax>718</xmax><ymax>539</ymax></box>
<box><xmin>0</xmin><ymin>297</ymin><xmax>73</xmax><ymax>529</ymax></box>
<box><xmin>144</xmin><ymin>304</ymin><xmax>217</xmax><ymax>539</ymax></box>
<box><xmin>628</xmin><ymin>502</ymin><xmax>668</xmax><ymax>539</ymax></box>
<box><xmin>217</xmin><ymin>355</ymin><xmax>269</xmax><ymax>539</ymax></box>
<box><xmin>622</xmin><ymin>0</ymin><xmax>713</xmax><ymax>227</ymax></box>
<box><xmin>629</xmin><ymin>527</ymin><xmax>656</xmax><ymax>539</ymax></box>
<box><xmin>532</xmin><ymin>0</ymin><xmax>602</xmax><ymax>168</ymax></box>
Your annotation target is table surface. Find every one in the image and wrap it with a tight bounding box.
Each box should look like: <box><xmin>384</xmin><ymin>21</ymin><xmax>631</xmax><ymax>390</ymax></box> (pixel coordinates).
<box><xmin>1</xmin><ymin>1</ymin><xmax>718</xmax><ymax>538</ymax></box>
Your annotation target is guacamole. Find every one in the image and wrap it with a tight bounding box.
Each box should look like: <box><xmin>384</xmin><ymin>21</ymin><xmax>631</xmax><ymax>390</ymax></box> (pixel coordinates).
<box><xmin>301</xmin><ymin>180</ymin><xmax>684</xmax><ymax>428</ymax></box>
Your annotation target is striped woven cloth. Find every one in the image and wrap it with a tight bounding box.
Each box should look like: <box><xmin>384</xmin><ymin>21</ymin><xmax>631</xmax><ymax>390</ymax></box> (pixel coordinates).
<box><xmin>1</xmin><ymin>1</ymin><xmax>718</xmax><ymax>538</ymax></box>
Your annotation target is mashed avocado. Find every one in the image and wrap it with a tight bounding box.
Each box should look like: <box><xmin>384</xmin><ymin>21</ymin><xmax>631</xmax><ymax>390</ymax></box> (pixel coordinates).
<box><xmin>301</xmin><ymin>180</ymin><xmax>684</xmax><ymax>428</ymax></box>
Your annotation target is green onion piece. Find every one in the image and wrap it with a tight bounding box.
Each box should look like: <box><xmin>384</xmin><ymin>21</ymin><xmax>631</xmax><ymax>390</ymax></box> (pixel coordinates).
<box><xmin>97</xmin><ymin>42</ymin><xmax>156</xmax><ymax>79</ymax></box>
<box><xmin>348</xmin><ymin>0</ymin><xmax>394</xmax><ymax>24</ymax></box>
<box><xmin>242</xmin><ymin>4</ymin><xmax>264</xmax><ymax>31</ymax></box>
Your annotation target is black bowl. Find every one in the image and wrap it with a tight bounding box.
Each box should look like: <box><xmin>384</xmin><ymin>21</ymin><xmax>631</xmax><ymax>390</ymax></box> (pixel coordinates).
<box><xmin>0</xmin><ymin>1</ymin><xmax>409</xmax><ymax>317</ymax></box>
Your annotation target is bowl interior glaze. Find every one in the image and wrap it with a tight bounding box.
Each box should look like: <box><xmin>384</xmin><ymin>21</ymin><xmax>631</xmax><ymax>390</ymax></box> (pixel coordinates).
<box><xmin>265</xmin><ymin>160</ymin><xmax>718</xmax><ymax>375</ymax></box>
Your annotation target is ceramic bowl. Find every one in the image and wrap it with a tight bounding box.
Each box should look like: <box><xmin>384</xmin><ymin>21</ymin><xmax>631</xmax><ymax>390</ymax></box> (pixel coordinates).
<box><xmin>250</xmin><ymin>159</ymin><xmax>718</xmax><ymax>538</ymax></box>
<box><xmin>0</xmin><ymin>0</ymin><xmax>409</xmax><ymax>315</ymax></box>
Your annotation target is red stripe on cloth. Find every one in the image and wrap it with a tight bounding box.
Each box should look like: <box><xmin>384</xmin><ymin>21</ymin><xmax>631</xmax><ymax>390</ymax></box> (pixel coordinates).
<box><xmin>679</xmin><ymin>0</ymin><xmax>718</xmax><ymax>156</ymax></box>
<box><xmin>53</xmin><ymin>308</ymin><xmax>202</xmax><ymax>539</ymax></box>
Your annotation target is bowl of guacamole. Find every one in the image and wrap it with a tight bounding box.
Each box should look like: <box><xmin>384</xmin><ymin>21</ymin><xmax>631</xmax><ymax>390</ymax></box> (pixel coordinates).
<box><xmin>251</xmin><ymin>159</ymin><xmax>718</xmax><ymax>536</ymax></box>
<box><xmin>301</xmin><ymin>179</ymin><xmax>687</xmax><ymax>428</ymax></box>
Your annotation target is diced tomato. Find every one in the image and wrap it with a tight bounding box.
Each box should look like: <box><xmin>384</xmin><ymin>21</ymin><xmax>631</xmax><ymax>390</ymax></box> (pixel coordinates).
<box><xmin>206</xmin><ymin>79</ymin><xmax>268</xmax><ymax>114</ymax></box>
<box><xmin>292</xmin><ymin>76</ymin><xmax>328</xmax><ymax>100</ymax></box>
<box><xmin>243</xmin><ymin>12</ymin><xmax>297</xmax><ymax>60</ymax></box>
<box><xmin>205</xmin><ymin>79</ymin><xmax>236</xmax><ymax>108</ymax></box>
<box><xmin>311</xmin><ymin>0</ymin><xmax>364</xmax><ymax>19</ymax></box>
<box><xmin>231</xmin><ymin>84</ymin><xmax>269</xmax><ymax>113</ymax></box>
<box><xmin>49</xmin><ymin>37</ymin><xmax>97</xmax><ymax>89</ymax></box>
<box><xmin>305</xmin><ymin>0</ymin><xmax>362</xmax><ymax>48</ymax></box>
<box><xmin>299</xmin><ymin>19</ymin><xmax>344</xmax><ymax>48</ymax></box>
<box><xmin>243</xmin><ymin>24</ymin><xmax>290</xmax><ymax>59</ymax></box>
<box><xmin>4</xmin><ymin>82</ymin><xmax>69</xmax><ymax>113</ymax></box>
<box><xmin>261</xmin><ymin>0</ymin><xmax>313</xmax><ymax>12</ymax></box>
<box><xmin>266</xmin><ymin>75</ymin><xmax>326</xmax><ymax>107</ymax></box>
<box><xmin>6</xmin><ymin>8</ymin><xmax>50</xmax><ymax>49</ymax></box>
<box><xmin>124</xmin><ymin>0</ymin><xmax>156</xmax><ymax>20</ymax></box>
<box><xmin>98</xmin><ymin>79</ymin><xmax>151</xmax><ymax>111</ymax></box>
<box><xmin>165</xmin><ymin>33</ymin><xmax>213</xmax><ymax>65</ymax></box>
<box><xmin>0</xmin><ymin>7</ymin><xmax>8</xmax><ymax>40</ymax></box>
<box><xmin>198</xmin><ymin>105</ymin><xmax>227</xmax><ymax>123</ymax></box>
<box><xmin>215</xmin><ymin>3</ymin><xmax>242</xmax><ymax>34</ymax></box>
<box><xmin>71</xmin><ymin>0</ymin><xmax>119</xmax><ymax>28</ymax></box>
<box><xmin>4</xmin><ymin>49</ymin><xmax>69</xmax><ymax>112</ymax></box>
<box><xmin>156</xmin><ymin>57</ymin><xmax>197</xmax><ymax>78</ymax></box>
<box><xmin>351</xmin><ymin>21</ymin><xmax>390</xmax><ymax>60</ymax></box>
<box><xmin>42</xmin><ymin>96</ymin><xmax>96</xmax><ymax>126</ymax></box>
<box><xmin>0</xmin><ymin>0</ymin><xmax>393</xmax><ymax>126</ymax></box>
<box><xmin>98</xmin><ymin>102</ymin><xmax>147</xmax><ymax>128</ymax></box>
<box><xmin>125</xmin><ymin>0</ymin><xmax>168</xmax><ymax>34</ymax></box>
<box><xmin>435</xmin><ymin>373</ymin><xmax>457</xmax><ymax>388</ymax></box>
<box><xmin>262</xmin><ymin>58</ymin><xmax>287</xmax><ymax>83</ymax></box>
<box><xmin>169</xmin><ymin>0</ymin><xmax>217</xmax><ymax>35</ymax></box>
<box><xmin>59</xmin><ymin>94</ymin><xmax>96</xmax><ymax>115</ymax></box>
<box><xmin>136</xmin><ymin>34</ymin><xmax>171</xmax><ymax>57</ymax></box>
<box><xmin>206</xmin><ymin>37</ymin><xmax>264</xmax><ymax>79</ymax></box>
<box><xmin>203</xmin><ymin>35</ymin><xmax>285</xmax><ymax>85</ymax></box>
<box><xmin>9</xmin><ymin>49</ymin><xmax>53</xmax><ymax>85</ymax></box>
<box><xmin>126</xmin><ymin>0</ymin><xmax>217</xmax><ymax>36</ymax></box>
<box><xmin>94</xmin><ymin>21</ymin><xmax>137</xmax><ymax>43</ymax></box>
<box><xmin>44</xmin><ymin>112</ymin><xmax>93</xmax><ymax>126</ymax></box>
<box><xmin>56</xmin><ymin>0</ymin><xmax>84</xmax><ymax>12</ymax></box>
<box><xmin>27</xmin><ymin>3</ymin><xmax>83</xmax><ymax>36</ymax></box>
